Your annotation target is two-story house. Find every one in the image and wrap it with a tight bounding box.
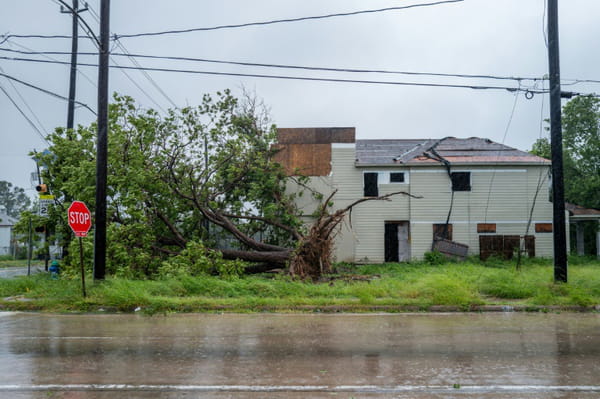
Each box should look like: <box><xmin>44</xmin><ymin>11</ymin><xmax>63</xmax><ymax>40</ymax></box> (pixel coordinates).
<box><xmin>274</xmin><ymin>127</ymin><xmax>554</xmax><ymax>263</ymax></box>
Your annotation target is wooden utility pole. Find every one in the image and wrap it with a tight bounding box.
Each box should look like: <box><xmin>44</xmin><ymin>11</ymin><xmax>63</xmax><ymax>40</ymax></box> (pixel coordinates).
<box><xmin>61</xmin><ymin>0</ymin><xmax>87</xmax><ymax>131</ymax></box>
<box><xmin>93</xmin><ymin>0</ymin><xmax>110</xmax><ymax>281</ymax></box>
<box><xmin>547</xmin><ymin>0</ymin><xmax>568</xmax><ymax>282</ymax></box>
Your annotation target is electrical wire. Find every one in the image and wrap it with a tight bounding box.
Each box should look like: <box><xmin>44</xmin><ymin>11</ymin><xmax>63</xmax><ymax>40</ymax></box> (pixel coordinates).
<box><xmin>3</xmin><ymin>40</ymin><xmax>97</xmax><ymax>88</ymax></box>
<box><xmin>0</xmin><ymin>47</ymin><xmax>552</xmax><ymax>83</ymax></box>
<box><xmin>87</xmin><ymin>2</ymin><xmax>177</xmax><ymax>110</ymax></box>
<box><xmin>0</xmin><ymin>55</ymin><xmax>551</xmax><ymax>94</ymax></box>
<box><xmin>55</xmin><ymin>0</ymin><xmax>100</xmax><ymax>47</ymax></box>
<box><xmin>0</xmin><ymin>83</ymin><xmax>49</xmax><ymax>144</ymax></box>
<box><xmin>113</xmin><ymin>41</ymin><xmax>178</xmax><ymax>109</ymax></box>
<box><xmin>4</xmin><ymin>47</ymin><xmax>600</xmax><ymax>88</ymax></box>
<box><xmin>0</xmin><ymin>66</ymin><xmax>48</xmax><ymax>135</ymax></box>
<box><xmin>0</xmin><ymin>71</ymin><xmax>96</xmax><ymax>115</ymax></box>
<box><xmin>113</xmin><ymin>0</ymin><xmax>465</xmax><ymax>39</ymax></box>
<box><xmin>483</xmin><ymin>87</ymin><xmax>521</xmax><ymax>223</ymax></box>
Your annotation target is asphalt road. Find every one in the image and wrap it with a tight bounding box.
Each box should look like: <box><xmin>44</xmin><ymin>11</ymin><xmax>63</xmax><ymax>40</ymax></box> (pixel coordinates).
<box><xmin>0</xmin><ymin>266</ymin><xmax>44</xmax><ymax>279</ymax></box>
<box><xmin>1</xmin><ymin>312</ymin><xmax>599</xmax><ymax>398</ymax></box>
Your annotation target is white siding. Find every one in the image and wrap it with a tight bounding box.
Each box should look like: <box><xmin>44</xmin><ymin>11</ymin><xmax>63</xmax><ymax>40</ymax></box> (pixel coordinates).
<box><xmin>295</xmin><ymin>144</ymin><xmax>554</xmax><ymax>262</ymax></box>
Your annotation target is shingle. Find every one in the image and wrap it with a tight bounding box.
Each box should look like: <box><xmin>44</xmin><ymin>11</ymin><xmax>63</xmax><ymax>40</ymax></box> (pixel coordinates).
<box><xmin>355</xmin><ymin>137</ymin><xmax>550</xmax><ymax>165</ymax></box>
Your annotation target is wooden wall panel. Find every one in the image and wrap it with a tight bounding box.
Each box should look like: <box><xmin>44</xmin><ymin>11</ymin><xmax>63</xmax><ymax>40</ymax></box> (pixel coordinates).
<box><xmin>272</xmin><ymin>144</ymin><xmax>331</xmax><ymax>176</ymax></box>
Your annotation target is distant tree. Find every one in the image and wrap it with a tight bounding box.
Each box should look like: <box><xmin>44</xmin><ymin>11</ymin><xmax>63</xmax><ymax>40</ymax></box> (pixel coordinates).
<box><xmin>0</xmin><ymin>180</ymin><xmax>31</xmax><ymax>218</ymax></box>
<box><xmin>531</xmin><ymin>95</ymin><xmax>600</xmax><ymax>209</ymax></box>
<box><xmin>531</xmin><ymin>94</ymin><xmax>600</xmax><ymax>254</ymax></box>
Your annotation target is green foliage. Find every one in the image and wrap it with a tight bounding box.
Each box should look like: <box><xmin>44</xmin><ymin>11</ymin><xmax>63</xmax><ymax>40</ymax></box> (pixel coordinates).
<box><xmin>1</xmin><ymin>259</ymin><xmax>600</xmax><ymax>312</ymax></box>
<box><xmin>0</xmin><ymin>180</ymin><xmax>31</xmax><ymax>218</ymax></box>
<box><xmin>423</xmin><ymin>250</ymin><xmax>446</xmax><ymax>265</ymax></box>
<box><xmin>158</xmin><ymin>241</ymin><xmax>245</xmax><ymax>279</ymax></box>
<box><xmin>531</xmin><ymin>95</ymin><xmax>600</xmax><ymax>255</ymax></box>
<box><xmin>33</xmin><ymin>90</ymin><xmax>302</xmax><ymax>278</ymax></box>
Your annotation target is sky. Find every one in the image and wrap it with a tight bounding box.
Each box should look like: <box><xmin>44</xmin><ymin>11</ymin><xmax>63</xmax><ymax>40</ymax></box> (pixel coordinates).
<box><xmin>1</xmin><ymin>0</ymin><xmax>599</xmax><ymax>195</ymax></box>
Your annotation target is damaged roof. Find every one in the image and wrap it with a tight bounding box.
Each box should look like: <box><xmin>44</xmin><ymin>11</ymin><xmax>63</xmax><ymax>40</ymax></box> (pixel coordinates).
<box><xmin>355</xmin><ymin>137</ymin><xmax>550</xmax><ymax>166</ymax></box>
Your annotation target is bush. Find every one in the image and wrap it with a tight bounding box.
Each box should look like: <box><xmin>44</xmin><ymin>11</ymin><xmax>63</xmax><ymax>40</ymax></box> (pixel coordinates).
<box><xmin>157</xmin><ymin>240</ymin><xmax>245</xmax><ymax>279</ymax></box>
<box><xmin>423</xmin><ymin>250</ymin><xmax>445</xmax><ymax>265</ymax></box>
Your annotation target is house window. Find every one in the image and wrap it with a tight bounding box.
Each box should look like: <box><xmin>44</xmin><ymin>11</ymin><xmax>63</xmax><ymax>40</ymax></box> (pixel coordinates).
<box><xmin>451</xmin><ymin>172</ymin><xmax>471</xmax><ymax>191</ymax></box>
<box><xmin>389</xmin><ymin>172</ymin><xmax>405</xmax><ymax>183</ymax></box>
<box><xmin>364</xmin><ymin>172</ymin><xmax>378</xmax><ymax>197</ymax></box>
<box><xmin>535</xmin><ymin>223</ymin><xmax>553</xmax><ymax>233</ymax></box>
<box><xmin>477</xmin><ymin>223</ymin><xmax>496</xmax><ymax>233</ymax></box>
<box><xmin>433</xmin><ymin>223</ymin><xmax>453</xmax><ymax>240</ymax></box>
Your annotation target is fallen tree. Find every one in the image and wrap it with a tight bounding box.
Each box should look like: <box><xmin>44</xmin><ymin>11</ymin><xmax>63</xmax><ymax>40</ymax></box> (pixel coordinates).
<box><xmin>38</xmin><ymin>90</ymin><xmax>414</xmax><ymax>279</ymax></box>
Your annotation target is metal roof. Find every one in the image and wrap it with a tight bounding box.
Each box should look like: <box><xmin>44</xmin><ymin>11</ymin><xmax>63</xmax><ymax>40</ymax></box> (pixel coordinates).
<box><xmin>355</xmin><ymin>137</ymin><xmax>550</xmax><ymax>166</ymax></box>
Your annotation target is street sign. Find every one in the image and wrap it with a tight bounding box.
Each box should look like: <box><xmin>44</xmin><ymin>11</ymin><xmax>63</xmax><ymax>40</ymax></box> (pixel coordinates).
<box><xmin>68</xmin><ymin>201</ymin><xmax>92</xmax><ymax>237</ymax></box>
<box><xmin>38</xmin><ymin>195</ymin><xmax>55</xmax><ymax>217</ymax></box>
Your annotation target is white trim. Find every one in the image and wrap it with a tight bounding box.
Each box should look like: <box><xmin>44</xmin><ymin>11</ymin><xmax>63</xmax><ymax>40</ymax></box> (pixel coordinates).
<box><xmin>332</xmin><ymin>143</ymin><xmax>355</xmax><ymax>149</ymax></box>
<box><xmin>411</xmin><ymin>220</ymin><xmax>553</xmax><ymax>224</ymax></box>
<box><xmin>411</xmin><ymin>169</ymin><xmax>527</xmax><ymax>173</ymax></box>
<box><xmin>363</xmin><ymin>170</ymin><xmax>409</xmax><ymax>185</ymax></box>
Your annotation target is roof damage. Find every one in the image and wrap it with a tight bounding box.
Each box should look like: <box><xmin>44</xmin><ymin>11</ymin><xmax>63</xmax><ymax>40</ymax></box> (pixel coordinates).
<box><xmin>355</xmin><ymin>137</ymin><xmax>550</xmax><ymax>166</ymax></box>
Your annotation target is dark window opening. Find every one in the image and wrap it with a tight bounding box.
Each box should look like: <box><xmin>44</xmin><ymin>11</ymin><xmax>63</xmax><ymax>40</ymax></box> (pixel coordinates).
<box><xmin>433</xmin><ymin>223</ymin><xmax>453</xmax><ymax>241</ymax></box>
<box><xmin>477</xmin><ymin>223</ymin><xmax>496</xmax><ymax>233</ymax></box>
<box><xmin>451</xmin><ymin>172</ymin><xmax>471</xmax><ymax>191</ymax></box>
<box><xmin>390</xmin><ymin>172</ymin><xmax>405</xmax><ymax>183</ymax></box>
<box><xmin>363</xmin><ymin>173</ymin><xmax>378</xmax><ymax>197</ymax></box>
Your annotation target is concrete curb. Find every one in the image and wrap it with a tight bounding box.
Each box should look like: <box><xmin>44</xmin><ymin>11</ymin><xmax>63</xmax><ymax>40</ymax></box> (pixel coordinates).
<box><xmin>1</xmin><ymin>303</ymin><xmax>599</xmax><ymax>314</ymax></box>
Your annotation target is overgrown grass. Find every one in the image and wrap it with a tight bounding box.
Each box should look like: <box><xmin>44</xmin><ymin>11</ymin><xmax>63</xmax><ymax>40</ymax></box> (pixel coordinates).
<box><xmin>0</xmin><ymin>256</ymin><xmax>599</xmax><ymax>313</ymax></box>
<box><xmin>0</xmin><ymin>259</ymin><xmax>43</xmax><ymax>268</ymax></box>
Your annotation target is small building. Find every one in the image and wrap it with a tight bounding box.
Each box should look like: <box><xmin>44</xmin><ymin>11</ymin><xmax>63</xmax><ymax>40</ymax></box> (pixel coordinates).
<box><xmin>566</xmin><ymin>203</ymin><xmax>600</xmax><ymax>258</ymax></box>
<box><xmin>275</xmin><ymin>128</ymin><xmax>556</xmax><ymax>262</ymax></box>
<box><xmin>0</xmin><ymin>211</ymin><xmax>17</xmax><ymax>256</ymax></box>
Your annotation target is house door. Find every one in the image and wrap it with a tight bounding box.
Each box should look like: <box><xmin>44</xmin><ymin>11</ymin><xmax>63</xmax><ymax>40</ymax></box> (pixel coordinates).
<box><xmin>384</xmin><ymin>221</ymin><xmax>410</xmax><ymax>262</ymax></box>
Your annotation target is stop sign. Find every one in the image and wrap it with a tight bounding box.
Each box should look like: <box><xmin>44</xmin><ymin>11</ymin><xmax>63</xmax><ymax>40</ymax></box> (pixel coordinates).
<box><xmin>68</xmin><ymin>201</ymin><xmax>92</xmax><ymax>237</ymax></box>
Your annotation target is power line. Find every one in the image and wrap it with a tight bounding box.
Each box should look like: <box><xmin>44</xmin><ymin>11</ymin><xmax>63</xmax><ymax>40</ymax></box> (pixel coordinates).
<box><xmin>113</xmin><ymin>0</ymin><xmax>464</xmax><ymax>39</ymax></box>
<box><xmin>55</xmin><ymin>0</ymin><xmax>100</xmax><ymax>46</ymax></box>
<box><xmin>5</xmin><ymin>47</ymin><xmax>600</xmax><ymax>87</ymax></box>
<box><xmin>0</xmin><ymin>34</ymin><xmax>95</xmax><ymax>44</ymax></box>
<box><xmin>0</xmin><ymin>66</ymin><xmax>49</xmax><ymax>135</ymax></box>
<box><xmin>0</xmin><ymin>46</ymin><xmax>550</xmax><ymax>83</ymax></box>
<box><xmin>4</xmin><ymin>40</ymin><xmax>97</xmax><ymax>88</ymax></box>
<box><xmin>483</xmin><ymin>87</ymin><xmax>521</xmax><ymax>223</ymax></box>
<box><xmin>0</xmin><ymin>70</ymin><xmax>96</xmax><ymax>114</ymax></box>
<box><xmin>0</xmin><ymin>83</ymin><xmax>49</xmax><ymax>144</ymax></box>
<box><xmin>1</xmin><ymin>0</ymin><xmax>464</xmax><ymax>44</ymax></box>
<box><xmin>87</xmin><ymin>2</ymin><xmax>177</xmax><ymax>110</ymax></box>
<box><xmin>0</xmin><ymin>54</ymin><xmax>550</xmax><ymax>94</ymax></box>
<box><xmin>113</xmin><ymin>41</ymin><xmax>178</xmax><ymax>109</ymax></box>
<box><xmin>5</xmin><ymin>46</ymin><xmax>600</xmax><ymax>86</ymax></box>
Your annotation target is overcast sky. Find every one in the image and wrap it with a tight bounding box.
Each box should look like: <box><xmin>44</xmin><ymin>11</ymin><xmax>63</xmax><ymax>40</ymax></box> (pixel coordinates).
<box><xmin>1</xmin><ymin>0</ymin><xmax>599</xmax><ymax>194</ymax></box>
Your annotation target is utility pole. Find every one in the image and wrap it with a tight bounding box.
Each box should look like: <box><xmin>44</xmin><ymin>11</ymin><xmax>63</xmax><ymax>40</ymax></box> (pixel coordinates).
<box><xmin>547</xmin><ymin>0</ymin><xmax>568</xmax><ymax>282</ymax></box>
<box><xmin>93</xmin><ymin>0</ymin><xmax>110</xmax><ymax>281</ymax></box>
<box><xmin>61</xmin><ymin>0</ymin><xmax>87</xmax><ymax>131</ymax></box>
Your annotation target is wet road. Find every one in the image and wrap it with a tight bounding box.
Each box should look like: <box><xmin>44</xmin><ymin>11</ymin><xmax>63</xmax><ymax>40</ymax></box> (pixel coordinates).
<box><xmin>1</xmin><ymin>312</ymin><xmax>599</xmax><ymax>398</ymax></box>
<box><xmin>0</xmin><ymin>266</ymin><xmax>43</xmax><ymax>279</ymax></box>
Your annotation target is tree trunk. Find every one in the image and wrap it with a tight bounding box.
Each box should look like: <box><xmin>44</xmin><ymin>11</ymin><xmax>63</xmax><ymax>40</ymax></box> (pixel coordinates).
<box><xmin>220</xmin><ymin>248</ymin><xmax>291</xmax><ymax>266</ymax></box>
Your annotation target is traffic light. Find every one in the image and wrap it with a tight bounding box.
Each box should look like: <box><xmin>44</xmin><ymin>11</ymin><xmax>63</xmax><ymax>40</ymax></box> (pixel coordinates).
<box><xmin>35</xmin><ymin>183</ymin><xmax>48</xmax><ymax>193</ymax></box>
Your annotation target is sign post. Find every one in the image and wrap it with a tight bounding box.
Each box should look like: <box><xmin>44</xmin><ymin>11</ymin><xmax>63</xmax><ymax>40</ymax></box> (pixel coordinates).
<box><xmin>67</xmin><ymin>201</ymin><xmax>92</xmax><ymax>297</ymax></box>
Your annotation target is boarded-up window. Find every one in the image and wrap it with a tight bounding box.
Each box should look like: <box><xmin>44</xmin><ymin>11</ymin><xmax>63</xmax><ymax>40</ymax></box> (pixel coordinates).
<box><xmin>535</xmin><ymin>223</ymin><xmax>553</xmax><ymax>233</ymax></box>
<box><xmin>433</xmin><ymin>223</ymin><xmax>453</xmax><ymax>240</ymax></box>
<box><xmin>390</xmin><ymin>172</ymin><xmax>405</xmax><ymax>183</ymax></box>
<box><xmin>477</xmin><ymin>223</ymin><xmax>496</xmax><ymax>233</ymax></box>
<box><xmin>364</xmin><ymin>173</ymin><xmax>378</xmax><ymax>197</ymax></box>
<box><xmin>480</xmin><ymin>235</ymin><xmax>535</xmax><ymax>260</ymax></box>
<box><xmin>451</xmin><ymin>172</ymin><xmax>471</xmax><ymax>191</ymax></box>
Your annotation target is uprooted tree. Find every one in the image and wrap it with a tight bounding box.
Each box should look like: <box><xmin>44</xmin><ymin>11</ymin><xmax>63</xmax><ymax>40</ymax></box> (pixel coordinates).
<box><xmin>37</xmin><ymin>90</ymin><xmax>409</xmax><ymax>279</ymax></box>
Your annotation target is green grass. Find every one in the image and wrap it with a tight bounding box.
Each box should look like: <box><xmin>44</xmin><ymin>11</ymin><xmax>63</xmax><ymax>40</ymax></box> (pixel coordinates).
<box><xmin>0</xmin><ymin>257</ymin><xmax>599</xmax><ymax>313</ymax></box>
<box><xmin>0</xmin><ymin>259</ymin><xmax>43</xmax><ymax>268</ymax></box>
